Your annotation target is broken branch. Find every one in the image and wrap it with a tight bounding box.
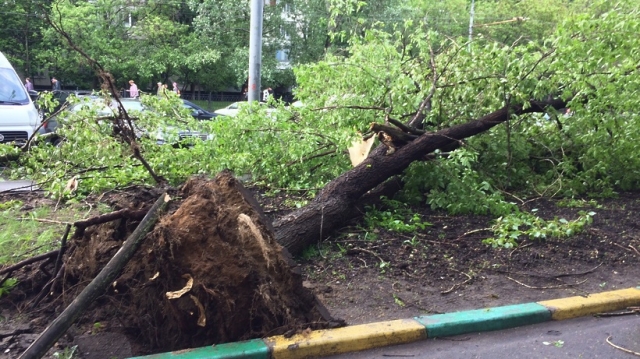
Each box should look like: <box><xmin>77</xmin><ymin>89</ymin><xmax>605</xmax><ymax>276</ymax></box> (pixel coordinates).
<box><xmin>73</xmin><ymin>208</ymin><xmax>147</xmax><ymax>238</ymax></box>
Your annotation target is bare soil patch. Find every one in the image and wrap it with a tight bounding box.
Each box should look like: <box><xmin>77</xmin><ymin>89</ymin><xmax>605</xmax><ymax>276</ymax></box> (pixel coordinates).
<box><xmin>295</xmin><ymin>193</ymin><xmax>640</xmax><ymax>324</ymax></box>
<box><xmin>1</xmin><ymin>180</ymin><xmax>639</xmax><ymax>358</ymax></box>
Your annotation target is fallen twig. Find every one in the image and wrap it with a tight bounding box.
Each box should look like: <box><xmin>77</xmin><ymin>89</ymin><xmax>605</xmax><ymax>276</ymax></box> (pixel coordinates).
<box><xmin>612</xmin><ymin>242</ymin><xmax>634</xmax><ymax>253</ymax></box>
<box><xmin>595</xmin><ymin>307</ymin><xmax>640</xmax><ymax>317</ymax></box>
<box><xmin>0</xmin><ymin>328</ymin><xmax>32</xmax><ymax>340</ymax></box>
<box><xmin>29</xmin><ymin>218</ymin><xmax>73</xmax><ymax>225</ymax></box>
<box><xmin>554</xmin><ymin>262</ymin><xmax>603</xmax><ymax>278</ymax></box>
<box><xmin>495</xmin><ymin>262</ymin><xmax>603</xmax><ymax>279</ymax></box>
<box><xmin>606</xmin><ymin>335</ymin><xmax>640</xmax><ymax>356</ymax></box>
<box><xmin>507</xmin><ymin>276</ymin><xmax>587</xmax><ymax>289</ymax></box>
<box><xmin>348</xmin><ymin>247</ymin><xmax>386</xmax><ymax>265</ymax></box>
<box><xmin>628</xmin><ymin>244</ymin><xmax>640</xmax><ymax>256</ymax></box>
<box><xmin>454</xmin><ymin>228</ymin><xmax>492</xmax><ymax>241</ymax></box>
<box><xmin>441</xmin><ymin>270</ymin><xmax>473</xmax><ymax>294</ymax></box>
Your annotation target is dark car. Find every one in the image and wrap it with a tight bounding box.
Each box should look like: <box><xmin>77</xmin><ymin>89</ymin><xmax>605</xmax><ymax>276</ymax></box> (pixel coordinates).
<box><xmin>181</xmin><ymin>99</ymin><xmax>218</xmax><ymax>120</ymax></box>
<box><xmin>51</xmin><ymin>90</ymin><xmax>94</xmax><ymax>112</ymax></box>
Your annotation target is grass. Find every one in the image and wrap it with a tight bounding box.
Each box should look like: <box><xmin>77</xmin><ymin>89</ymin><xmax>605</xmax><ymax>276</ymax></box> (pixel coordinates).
<box><xmin>190</xmin><ymin>100</ymin><xmax>235</xmax><ymax>112</ymax></box>
<box><xmin>0</xmin><ymin>200</ymin><xmax>108</xmax><ymax>266</ymax></box>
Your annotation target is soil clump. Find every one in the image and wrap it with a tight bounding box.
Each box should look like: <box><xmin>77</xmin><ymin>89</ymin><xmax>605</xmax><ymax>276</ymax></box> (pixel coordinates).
<box><xmin>1</xmin><ymin>172</ymin><xmax>338</xmax><ymax>357</ymax></box>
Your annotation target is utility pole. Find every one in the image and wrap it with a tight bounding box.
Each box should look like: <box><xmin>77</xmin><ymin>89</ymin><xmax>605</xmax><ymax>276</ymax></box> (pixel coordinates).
<box><xmin>468</xmin><ymin>0</ymin><xmax>475</xmax><ymax>52</ymax></box>
<box><xmin>248</xmin><ymin>0</ymin><xmax>264</xmax><ymax>103</ymax></box>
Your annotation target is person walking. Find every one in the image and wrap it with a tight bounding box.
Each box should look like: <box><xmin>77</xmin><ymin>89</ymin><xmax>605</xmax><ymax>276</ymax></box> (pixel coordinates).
<box><xmin>172</xmin><ymin>82</ymin><xmax>180</xmax><ymax>96</ymax></box>
<box><xmin>24</xmin><ymin>77</ymin><xmax>34</xmax><ymax>91</ymax></box>
<box><xmin>129</xmin><ymin>80</ymin><xmax>139</xmax><ymax>98</ymax></box>
<box><xmin>262</xmin><ymin>87</ymin><xmax>272</xmax><ymax>102</ymax></box>
<box><xmin>51</xmin><ymin>77</ymin><xmax>61</xmax><ymax>90</ymax></box>
<box><xmin>156</xmin><ymin>82</ymin><xmax>163</xmax><ymax>96</ymax></box>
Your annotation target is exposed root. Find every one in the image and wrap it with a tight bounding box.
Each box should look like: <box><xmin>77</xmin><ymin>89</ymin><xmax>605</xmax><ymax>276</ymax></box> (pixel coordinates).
<box><xmin>238</xmin><ymin>213</ymin><xmax>273</xmax><ymax>268</ymax></box>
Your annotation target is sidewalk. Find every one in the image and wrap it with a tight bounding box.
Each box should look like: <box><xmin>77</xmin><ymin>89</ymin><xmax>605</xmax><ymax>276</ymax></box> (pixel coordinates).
<box><xmin>131</xmin><ymin>287</ymin><xmax>640</xmax><ymax>359</ymax></box>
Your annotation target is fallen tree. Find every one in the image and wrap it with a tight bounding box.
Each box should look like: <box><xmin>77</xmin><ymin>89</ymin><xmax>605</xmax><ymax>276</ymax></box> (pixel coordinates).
<box><xmin>274</xmin><ymin>98</ymin><xmax>567</xmax><ymax>255</ymax></box>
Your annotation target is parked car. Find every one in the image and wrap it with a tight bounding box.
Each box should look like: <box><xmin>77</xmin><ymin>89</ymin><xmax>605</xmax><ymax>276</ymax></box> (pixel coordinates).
<box><xmin>47</xmin><ymin>97</ymin><xmax>212</xmax><ymax>146</ymax></box>
<box><xmin>181</xmin><ymin>99</ymin><xmax>218</xmax><ymax>120</ymax></box>
<box><xmin>52</xmin><ymin>90</ymin><xmax>94</xmax><ymax>112</ymax></box>
<box><xmin>213</xmin><ymin>101</ymin><xmax>275</xmax><ymax>117</ymax></box>
<box><xmin>0</xmin><ymin>51</ymin><xmax>42</xmax><ymax>145</ymax></box>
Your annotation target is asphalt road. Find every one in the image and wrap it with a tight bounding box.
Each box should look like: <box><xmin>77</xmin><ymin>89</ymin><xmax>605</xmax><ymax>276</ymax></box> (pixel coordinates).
<box><xmin>0</xmin><ymin>179</ymin><xmax>38</xmax><ymax>192</ymax></box>
<box><xmin>325</xmin><ymin>314</ymin><xmax>640</xmax><ymax>359</ymax></box>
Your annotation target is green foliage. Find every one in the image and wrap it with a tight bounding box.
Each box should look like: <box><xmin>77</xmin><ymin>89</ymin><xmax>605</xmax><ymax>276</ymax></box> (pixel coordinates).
<box><xmin>556</xmin><ymin>198</ymin><xmax>602</xmax><ymax>209</ymax></box>
<box><xmin>364</xmin><ymin>198</ymin><xmax>432</xmax><ymax>233</ymax></box>
<box><xmin>484</xmin><ymin>210</ymin><xmax>596</xmax><ymax>248</ymax></box>
<box><xmin>0</xmin><ymin>278</ymin><xmax>18</xmax><ymax>298</ymax></box>
<box><xmin>53</xmin><ymin>345</ymin><xmax>78</xmax><ymax>359</ymax></box>
<box><xmin>300</xmin><ymin>243</ymin><xmax>330</xmax><ymax>260</ymax></box>
<box><xmin>0</xmin><ymin>205</ymin><xmax>72</xmax><ymax>265</ymax></box>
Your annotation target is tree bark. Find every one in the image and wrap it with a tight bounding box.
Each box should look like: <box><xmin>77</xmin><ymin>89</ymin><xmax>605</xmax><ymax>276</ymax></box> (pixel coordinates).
<box><xmin>275</xmin><ymin>99</ymin><xmax>566</xmax><ymax>255</ymax></box>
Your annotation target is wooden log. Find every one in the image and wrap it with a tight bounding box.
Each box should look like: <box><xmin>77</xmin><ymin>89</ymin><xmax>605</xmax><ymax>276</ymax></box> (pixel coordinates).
<box><xmin>19</xmin><ymin>193</ymin><xmax>170</xmax><ymax>359</ymax></box>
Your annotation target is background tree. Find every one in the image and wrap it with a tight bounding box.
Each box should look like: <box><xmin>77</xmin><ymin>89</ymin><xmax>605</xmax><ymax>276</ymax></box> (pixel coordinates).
<box><xmin>0</xmin><ymin>0</ymin><xmax>49</xmax><ymax>77</ymax></box>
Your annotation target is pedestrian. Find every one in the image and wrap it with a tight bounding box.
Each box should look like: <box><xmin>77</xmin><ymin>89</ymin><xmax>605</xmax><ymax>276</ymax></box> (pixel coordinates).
<box><xmin>262</xmin><ymin>87</ymin><xmax>272</xmax><ymax>102</ymax></box>
<box><xmin>157</xmin><ymin>82</ymin><xmax>163</xmax><ymax>96</ymax></box>
<box><xmin>172</xmin><ymin>82</ymin><xmax>180</xmax><ymax>96</ymax></box>
<box><xmin>51</xmin><ymin>77</ymin><xmax>61</xmax><ymax>91</ymax></box>
<box><xmin>129</xmin><ymin>80</ymin><xmax>139</xmax><ymax>98</ymax></box>
<box><xmin>24</xmin><ymin>77</ymin><xmax>34</xmax><ymax>91</ymax></box>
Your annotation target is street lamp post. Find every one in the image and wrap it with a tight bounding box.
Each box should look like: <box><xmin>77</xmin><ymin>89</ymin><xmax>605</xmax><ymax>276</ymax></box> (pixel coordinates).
<box><xmin>248</xmin><ymin>0</ymin><xmax>264</xmax><ymax>103</ymax></box>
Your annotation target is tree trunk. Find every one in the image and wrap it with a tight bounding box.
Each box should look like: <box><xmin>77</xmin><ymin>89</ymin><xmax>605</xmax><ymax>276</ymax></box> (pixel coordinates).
<box><xmin>274</xmin><ymin>99</ymin><xmax>566</xmax><ymax>255</ymax></box>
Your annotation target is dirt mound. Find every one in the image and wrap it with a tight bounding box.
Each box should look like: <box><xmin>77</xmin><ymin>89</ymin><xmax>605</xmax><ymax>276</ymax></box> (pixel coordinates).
<box><xmin>62</xmin><ymin>171</ymin><xmax>339</xmax><ymax>352</ymax></box>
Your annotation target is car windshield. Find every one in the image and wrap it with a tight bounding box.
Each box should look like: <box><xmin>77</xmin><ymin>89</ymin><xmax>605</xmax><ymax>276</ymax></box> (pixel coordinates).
<box><xmin>0</xmin><ymin>68</ymin><xmax>29</xmax><ymax>104</ymax></box>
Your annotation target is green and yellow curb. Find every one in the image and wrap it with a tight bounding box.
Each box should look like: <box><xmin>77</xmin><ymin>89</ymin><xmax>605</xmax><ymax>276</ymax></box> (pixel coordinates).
<box><xmin>265</xmin><ymin>319</ymin><xmax>426</xmax><ymax>359</ymax></box>
<box><xmin>414</xmin><ymin>302</ymin><xmax>551</xmax><ymax>338</ymax></box>
<box><xmin>130</xmin><ymin>287</ymin><xmax>640</xmax><ymax>359</ymax></box>
<box><xmin>539</xmin><ymin>287</ymin><xmax>640</xmax><ymax>320</ymax></box>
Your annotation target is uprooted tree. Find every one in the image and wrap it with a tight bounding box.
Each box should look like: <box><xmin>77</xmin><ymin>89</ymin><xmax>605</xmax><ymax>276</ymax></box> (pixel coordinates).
<box><xmin>1</xmin><ymin>1</ymin><xmax>637</xmax><ymax>254</ymax></box>
<box><xmin>1</xmin><ymin>0</ymin><xmax>639</xmax><ymax>355</ymax></box>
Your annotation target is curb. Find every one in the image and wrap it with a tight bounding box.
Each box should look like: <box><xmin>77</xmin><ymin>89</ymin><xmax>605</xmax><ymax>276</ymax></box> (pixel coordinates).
<box><xmin>130</xmin><ymin>287</ymin><xmax>640</xmax><ymax>359</ymax></box>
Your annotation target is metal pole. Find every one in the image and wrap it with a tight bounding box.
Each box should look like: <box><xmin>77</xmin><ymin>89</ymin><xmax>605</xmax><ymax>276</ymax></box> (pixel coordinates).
<box><xmin>468</xmin><ymin>0</ymin><xmax>475</xmax><ymax>52</ymax></box>
<box><xmin>248</xmin><ymin>0</ymin><xmax>264</xmax><ymax>103</ymax></box>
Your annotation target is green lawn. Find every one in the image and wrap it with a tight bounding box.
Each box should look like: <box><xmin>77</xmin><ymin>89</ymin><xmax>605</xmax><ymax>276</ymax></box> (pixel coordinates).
<box><xmin>0</xmin><ymin>200</ymin><xmax>110</xmax><ymax>266</ymax></box>
<box><xmin>190</xmin><ymin>100</ymin><xmax>235</xmax><ymax>112</ymax></box>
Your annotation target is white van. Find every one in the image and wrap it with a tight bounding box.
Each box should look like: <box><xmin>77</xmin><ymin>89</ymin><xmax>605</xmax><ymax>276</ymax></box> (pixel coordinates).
<box><xmin>0</xmin><ymin>51</ymin><xmax>41</xmax><ymax>145</ymax></box>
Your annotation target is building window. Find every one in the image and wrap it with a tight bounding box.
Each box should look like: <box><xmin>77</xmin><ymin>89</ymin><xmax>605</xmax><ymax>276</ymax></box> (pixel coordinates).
<box><xmin>276</xmin><ymin>49</ymin><xmax>289</xmax><ymax>62</ymax></box>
